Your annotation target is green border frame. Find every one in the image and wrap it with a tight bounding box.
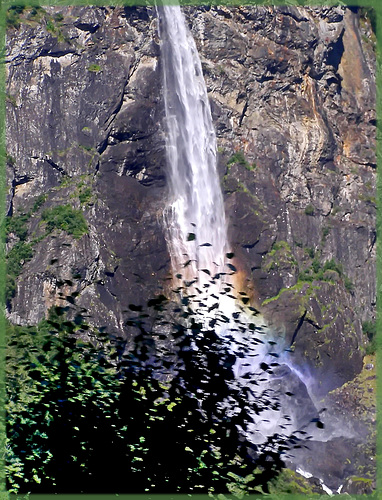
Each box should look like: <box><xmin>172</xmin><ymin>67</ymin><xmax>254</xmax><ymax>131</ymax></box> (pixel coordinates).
<box><xmin>0</xmin><ymin>1</ymin><xmax>380</xmax><ymax>499</ymax></box>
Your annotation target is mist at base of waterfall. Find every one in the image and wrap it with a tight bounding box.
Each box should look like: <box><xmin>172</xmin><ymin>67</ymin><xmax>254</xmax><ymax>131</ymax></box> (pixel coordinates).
<box><xmin>177</xmin><ymin>272</ymin><xmax>359</xmax><ymax>492</ymax></box>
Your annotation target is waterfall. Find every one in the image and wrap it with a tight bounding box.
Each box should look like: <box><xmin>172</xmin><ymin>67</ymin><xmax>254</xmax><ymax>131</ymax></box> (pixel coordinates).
<box><xmin>158</xmin><ymin>1</ymin><xmax>310</xmax><ymax>434</ymax></box>
<box><xmin>158</xmin><ymin>5</ymin><xmax>228</xmax><ymax>284</ymax></box>
<box><xmin>157</xmin><ymin>5</ymin><xmax>346</xmax><ymax>490</ymax></box>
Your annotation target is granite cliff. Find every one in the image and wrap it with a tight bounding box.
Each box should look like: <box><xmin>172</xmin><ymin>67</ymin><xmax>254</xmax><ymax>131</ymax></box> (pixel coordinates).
<box><xmin>5</xmin><ymin>5</ymin><xmax>376</xmax><ymax>493</ymax></box>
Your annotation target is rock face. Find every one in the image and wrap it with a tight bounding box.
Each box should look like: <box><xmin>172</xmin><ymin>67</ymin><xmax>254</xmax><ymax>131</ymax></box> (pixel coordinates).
<box><xmin>184</xmin><ymin>4</ymin><xmax>376</xmax><ymax>394</ymax></box>
<box><xmin>6</xmin><ymin>6</ymin><xmax>170</xmax><ymax>334</ymax></box>
<box><xmin>6</xmin><ymin>4</ymin><xmax>376</xmax><ymax>491</ymax></box>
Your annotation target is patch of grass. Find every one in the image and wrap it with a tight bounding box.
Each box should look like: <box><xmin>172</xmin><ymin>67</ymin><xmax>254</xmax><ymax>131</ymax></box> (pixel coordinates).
<box><xmin>46</xmin><ymin>19</ymin><xmax>57</xmax><ymax>33</ymax></box>
<box><xmin>41</xmin><ymin>205</ymin><xmax>88</xmax><ymax>239</ymax></box>
<box><xmin>6</xmin><ymin>5</ymin><xmax>25</xmax><ymax>29</ymax></box>
<box><xmin>344</xmin><ymin>275</ymin><xmax>354</xmax><ymax>293</ymax></box>
<box><xmin>88</xmin><ymin>64</ymin><xmax>102</xmax><ymax>73</ymax></box>
<box><xmin>79</xmin><ymin>144</ymin><xmax>93</xmax><ymax>152</ymax></box>
<box><xmin>6</xmin><ymin>213</ymin><xmax>29</xmax><ymax>241</ymax></box>
<box><xmin>6</xmin><ymin>153</ymin><xmax>15</xmax><ymax>165</ymax></box>
<box><xmin>262</xmin><ymin>240</ymin><xmax>298</xmax><ymax>273</ymax></box>
<box><xmin>227</xmin><ymin>151</ymin><xmax>255</xmax><ymax>171</ymax></box>
<box><xmin>311</xmin><ymin>256</ymin><xmax>321</xmax><ymax>273</ymax></box>
<box><xmin>79</xmin><ymin>187</ymin><xmax>93</xmax><ymax>205</ymax></box>
<box><xmin>362</xmin><ymin>320</ymin><xmax>376</xmax><ymax>341</ymax></box>
<box><xmin>299</xmin><ymin>257</ymin><xmax>354</xmax><ymax>294</ymax></box>
<box><xmin>304</xmin><ymin>204</ymin><xmax>314</xmax><ymax>216</ymax></box>
<box><xmin>304</xmin><ymin>247</ymin><xmax>315</xmax><ymax>259</ymax></box>
<box><xmin>360</xmin><ymin>7</ymin><xmax>376</xmax><ymax>35</ymax></box>
<box><xmin>261</xmin><ymin>281</ymin><xmax>318</xmax><ymax>306</ymax></box>
<box><xmin>32</xmin><ymin>193</ymin><xmax>48</xmax><ymax>212</ymax></box>
<box><xmin>27</xmin><ymin>6</ymin><xmax>46</xmax><ymax>22</ymax></box>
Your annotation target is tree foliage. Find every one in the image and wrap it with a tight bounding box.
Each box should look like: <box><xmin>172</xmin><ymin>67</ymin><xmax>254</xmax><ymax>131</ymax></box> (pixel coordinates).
<box><xmin>6</xmin><ymin>271</ymin><xmax>314</xmax><ymax>494</ymax></box>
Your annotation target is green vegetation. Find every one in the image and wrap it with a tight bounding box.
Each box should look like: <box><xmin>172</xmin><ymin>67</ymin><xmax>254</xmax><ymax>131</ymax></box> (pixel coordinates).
<box><xmin>6</xmin><ymin>94</ymin><xmax>17</xmax><ymax>107</ymax></box>
<box><xmin>6</xmin><ymin>5</ymin><xmax>25</xmax><ymax>29</ymax></box>
<box><xmin>299</xmin><ymin>256</ymin><xmax>354</xmax><ymax>293</ymax></box>
<box><xmin>6</xmin><ymin>6</ymin><xmax>67</xmax><ymax>42</ymax></box>
<box><xmin>5</xmin><ymin>194</ymin><xmax>48</xmax><ymax>301</ymax></box>
<box><xmin>358</xmin><ymin>193</ymin><xmax>376</xmax><ymax>206</ymax></box>
<box><xmin>6</xmin><ymin>242</ymin><xmax>34</xmax><ymax>301</ymax></box>
<box><xmin>6</xmin><ymin>5</ymin><xmax>46</xmax><ymax>29</ymax></box>
<box><xmin>41</xmin><ymin>205</ymin><xmax>88</xmax><ymax>239</ymax></box>
<box><xmin>6</xmin><ymin>153</ymin><xmax>16</xmax><ymax>165</ymax></box>
<box><xmin>268</xmin><ymin>468</ymin><xmax>315</xmax><ymax>495</ymax></box>
<box><xmin>5</xmin><ymin>196</ymin><xmax>88</xmax><ymax>303</ymax></box>
<box><xmin>53</xmin><ymin>12</ymin><xmax>64</xmax><ymax>22</ymax></box>
<box><xmin>227</xmin><ymin>150</ymin><xmax>255</xmax><ymax>171</ymax></box>
<box><xmin>6</xmin><ymin>307</ymin><xmax>122</xmax><ymax>493</ymax></box>
<box><xmin>321</xmin><ymin>225</ymin><xmax>331</xmax><ymax>241</ymax></box>
<box><xmin>304</xmin><ymin>204</ymin><xmax>314</xmax><ymax>216</ymax></box>
<box><xmin>6</xmin><ymin>280</ymin><xmax>302</xmax><ymax>494</ymax></box>
<box><xmin>79</xmin><ymin>144</ymin><xmax>93</xmax><ymax>152</ymax></box>
<box><xmin>359</xmin><ymin>7</ymin><xmax>376</xmax><ymax>35</ymax></box>
<box><xmin>261</xmin><ymin>280</ymin><xmax>312</xmax><ymax>306</ymax></box>
<box><xmin>46</xmin><ymin>19</ymin><xmax>56</xmax><ymax>33</ymax></box>
<box><xmin>304</xmin><ymin>246</ymin><xmax>315</xmax><ymax>259</ymax></box>
<box><xmin>362</xmin><ymin>320</ymin><xmax>376</xmax><ymax>355</ymax></box>
<box><xmin>6</xmin><ymin>212</ymin><xmax>29</xmax><ymax>241</ymax></box>
<box><xmin>32</xmin><ymin>193</ymin><xmax>48</xmax><ymax>212</ymax></box>
<box><xmin>263</xmin><ymin>240</ymin><xmax>297</xmax><ymax>273</ymax></box>
<box><xmin>344</xmin><ymin>275</ymin><xmax>354</xmax><ymax>293</ymax></box>
<box><xmin>362</xmin><ymin>320</ymin><xmax>376</xmax><ymax>340</ymax></box>
<box><xmin>78</xmin><ymin>186</ymin><xmax>93</xmax><ymax>205</ymax></box>
<box><xmin>88</xmin><ymin>64</ymin><xmax>102</xmax><ymax>73</ymax></box>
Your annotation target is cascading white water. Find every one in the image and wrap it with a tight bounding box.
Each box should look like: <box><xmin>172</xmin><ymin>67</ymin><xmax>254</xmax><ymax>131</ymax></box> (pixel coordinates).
<box><xmin>157</xmin><ymin>1</ymin><xmax>300</xmax><ymax>437</ymax></box>
<box><xmin>158</xmin><ymin>5</ymin><xmax>228</xmax><ymax>284</ymax></box>
<box><xmin>157</xmin><ymin>6</ymin><xmax>346</xmax><ymax>488</ymax></box>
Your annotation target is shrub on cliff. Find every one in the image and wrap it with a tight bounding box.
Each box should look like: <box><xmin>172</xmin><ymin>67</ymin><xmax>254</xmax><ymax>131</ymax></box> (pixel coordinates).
<box><xmin>41</xmin><ymin>205</ymin><xmax>88</xmax><ymax>239</ymax></box>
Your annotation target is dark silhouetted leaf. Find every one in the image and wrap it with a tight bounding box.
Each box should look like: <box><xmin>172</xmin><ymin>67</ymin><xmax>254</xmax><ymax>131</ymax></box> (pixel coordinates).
<box><xmin>129</xmin><ymin>304</ymin><xmax>143</xmax><ymax>312</ymax></box>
